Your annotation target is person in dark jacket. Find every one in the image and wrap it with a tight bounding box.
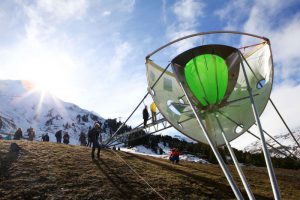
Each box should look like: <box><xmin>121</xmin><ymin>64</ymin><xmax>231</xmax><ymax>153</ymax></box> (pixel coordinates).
<box><xmin>55</xmin><ymin>130</ymin><xmax>62</xmax><ymax>143</ymax></box>
<box><xmin>63</xmin><ymin>132</ymin><xmax>70</xmax><ymax>144</ymax></box>
<box><xmin>13</xmin><ymin>128</ymin><xmax>23</xmax><ymax>140</ymax></box>
<box><xmin>143</xmin><ymin>105</ymin><xmax>149</xmax><ymax>127</ymax></box>
<box><xmin>79</xmin><ymin>131</ymin><xmax>87</xmax><ymax>146</ymax></box>
<box><xmin>42</xmin><ymin>133</ymin><xmax>50</xmax><ymax>142</ymax></box>
<box><xmin>90</xmin><ymin>123</ymin><xmax>102</xmax><ymax>160</ymax></box>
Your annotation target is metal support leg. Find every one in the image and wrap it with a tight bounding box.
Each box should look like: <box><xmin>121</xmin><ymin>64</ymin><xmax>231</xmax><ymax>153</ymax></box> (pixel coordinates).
<box><xmin>239</xmin><ymin>51</ymin><xmax>281</xmax><ymax>200</ymax></box>
<box><xmin>215</xmin><ymin>115</ymin><xmax>255</xmax><ymax>200</ymax></box>
<box><xmin>179</xmin><ymin>82</ymin><xmax>244</xmax><ymax>200</ymax></box>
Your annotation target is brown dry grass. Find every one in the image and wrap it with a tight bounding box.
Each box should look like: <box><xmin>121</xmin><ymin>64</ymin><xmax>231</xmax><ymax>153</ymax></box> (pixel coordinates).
<box><xmin>0</xmin><ymin>140</ymin><xmax>299</xmax><ymax>200</ymax></box>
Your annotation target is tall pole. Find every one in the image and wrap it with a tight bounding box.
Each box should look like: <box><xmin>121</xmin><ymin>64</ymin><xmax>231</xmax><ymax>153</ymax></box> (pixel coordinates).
<box><xmin>238</xmin><ymin>51</ymin><xmax>281</xmax><ymax>200</ymax></box>
<box><xmin>179</xmin><ymin>82</ymin><xmax>244</xmax><ymax>200</ymax></box>
<box><xmin>215</xmin><ymin>115</ymin><xmax>255</xmax><ymax>200</ymax></box>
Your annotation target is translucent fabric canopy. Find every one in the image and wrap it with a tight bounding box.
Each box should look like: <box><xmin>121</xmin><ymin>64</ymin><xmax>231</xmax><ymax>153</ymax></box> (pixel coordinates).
<box><xmin>146</xmin><ymin>41</ymin><xmax>273</xmax><ymax>146</ymax></box>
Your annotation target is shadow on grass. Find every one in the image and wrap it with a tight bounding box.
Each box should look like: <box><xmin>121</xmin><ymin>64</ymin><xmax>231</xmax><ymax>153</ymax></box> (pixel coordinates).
<box><xmin>117</xmin><ymin>151</ymin><xmax>273</xmax><ymax>200</ymax></box>
<box><xmin>93</xmin><ymin>158</ymin><xmax>142</xmax><ymax>199</ymax></box>
<box><xmin>0</xmin><ymin>143</ymin><xmax>22</xmax><ymax>179</ymax></box>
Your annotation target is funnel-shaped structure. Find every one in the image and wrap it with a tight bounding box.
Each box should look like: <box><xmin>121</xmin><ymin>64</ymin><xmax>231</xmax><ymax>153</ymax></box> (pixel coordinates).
<box><xmin>146</xmin><ymin>42</ymin><xmax>273</xmax><ymax>146</ymax></box>
<box><xmin>145</xmin><ymin>32</ymin><xmax>280</xmax><ymax>199</ymax></box>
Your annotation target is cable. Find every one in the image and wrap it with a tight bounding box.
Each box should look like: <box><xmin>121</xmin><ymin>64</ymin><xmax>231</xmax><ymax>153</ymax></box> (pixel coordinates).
<box><xmin>111</xmin><ymin>150</ymin><xmax>166</xmax><ymax>200</ymax></box>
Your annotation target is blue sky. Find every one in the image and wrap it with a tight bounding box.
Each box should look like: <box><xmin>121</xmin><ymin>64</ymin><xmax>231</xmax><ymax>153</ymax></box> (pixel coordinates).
<box><xmin>1</xmin><ymin>0</ymin><xmax>300</xmax><ymax>147</ymax></box>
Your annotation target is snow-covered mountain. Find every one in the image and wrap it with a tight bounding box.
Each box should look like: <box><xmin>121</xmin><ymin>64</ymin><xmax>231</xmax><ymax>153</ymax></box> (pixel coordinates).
<box><xmin>0</xmin><ymin>80</ymin><xmax>105</xmax><ymax>144</ymax></box>
<box><xmin>244</xmin><ymin>129</ymin><xmax>300</xmax><ymax>158</ymax></box>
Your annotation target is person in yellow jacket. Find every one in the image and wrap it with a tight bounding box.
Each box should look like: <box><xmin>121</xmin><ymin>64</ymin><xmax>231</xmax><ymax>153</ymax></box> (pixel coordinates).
<box><xmin>150</xmin><ymin>102</ymin><xmax>157</xmax><ymax>123</ymax></box>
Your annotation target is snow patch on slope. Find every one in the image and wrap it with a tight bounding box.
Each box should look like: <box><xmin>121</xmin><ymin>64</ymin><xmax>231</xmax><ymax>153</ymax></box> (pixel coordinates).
<box><xmin>121</xmin><ymin>143</ymin><xmax>209</xmax><ymax>164</ymax></box>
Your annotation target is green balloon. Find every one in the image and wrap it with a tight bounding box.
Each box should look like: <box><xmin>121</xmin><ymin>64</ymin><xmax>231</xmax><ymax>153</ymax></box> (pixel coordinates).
<box><xmin>184</xmin><ymin>54</ymin><xmax>228</xmax><ymax>106</ymax></box>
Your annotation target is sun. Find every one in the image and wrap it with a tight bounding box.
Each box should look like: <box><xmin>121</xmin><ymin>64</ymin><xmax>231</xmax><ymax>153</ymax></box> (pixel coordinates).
<box><xmin>32</xmin><ymin>77</ymin><xmax>56</xmax><ymax>94</ymax></box>
<box><xmin>17</xmin><ymin>45</ymin><xmax>76</xmax><ymax>101</ymax></box>
<box><xmin>29</xmin><ymin>72</ymin><xmax>71</xmax><ymax>100</ymax></box>
<box><xmin>23</xmin><ymin>65</ymin><xmax>66</xmax><ymax>99</ymax></box>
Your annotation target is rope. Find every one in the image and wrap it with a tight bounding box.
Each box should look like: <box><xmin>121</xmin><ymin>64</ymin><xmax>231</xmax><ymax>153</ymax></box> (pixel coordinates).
<box><xmin>110</xmin><ymin>150</ymin><xmax>166</xmax><ymax>200</ymax></box>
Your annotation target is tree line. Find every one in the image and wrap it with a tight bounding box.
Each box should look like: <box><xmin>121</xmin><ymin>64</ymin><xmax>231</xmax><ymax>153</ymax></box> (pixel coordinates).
<box><xmin>106</xmin><ymin>118</ymin><xmax>300</xmax><ymax>169</ymax></box>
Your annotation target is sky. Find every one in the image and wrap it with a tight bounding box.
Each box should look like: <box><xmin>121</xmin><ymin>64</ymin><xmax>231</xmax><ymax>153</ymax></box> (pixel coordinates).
<box><xmin>0</xmin><ymin>0</ymin><xmax>300</xmax><ymax>148</ymax></box>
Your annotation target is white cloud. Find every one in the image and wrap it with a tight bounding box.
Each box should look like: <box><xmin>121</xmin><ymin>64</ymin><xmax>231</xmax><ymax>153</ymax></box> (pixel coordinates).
<box><xmin>37</xmin><ymin>0</ymin><xmax>88</xmax><ymax>21</ymax></box>
<box><xmin>161</xmin><ymin>0</ymin><xmax>167</xmax><ymax>24</ymax></box>
<box><xmin>102</xmin><ymin>11</ymin><xmax>111</xmax><ymax>16</ymax></box>
<box><xmin>173</xmin><ymin>0</ymin><xmax>204</xmax><ymax>28</ymax></box>
<box><xmin>214</xmin><ymin>0</ymin><xmax>249</xmax><ymax>30</ymax></box>
<box><xmin>120</xmin><ymin>0</ymin><xmax>136</xmax><ymax>13</ymax></box>
<box><xmin>216</xmin><ymin>0</ymin><xmax>300</xmax><ymax>82</ymax></box>
<box><xmin>164</xmin><ymin>0</ymin><xmax>205</xmax><ymax>54</ymax></box>
<box><xmin>263</xmin><ymin>83</ymin><xmax>300</xmax><ymax>133</ymax></box>
<box><xmin>106</xmin><ymin>41</ymin><xmax>133</xmax><ymax>80</ymax></box>
<box><xmin>17</xmin><ymin>0</ymin><xmax>88</xmax><ymax>42</ymax></box>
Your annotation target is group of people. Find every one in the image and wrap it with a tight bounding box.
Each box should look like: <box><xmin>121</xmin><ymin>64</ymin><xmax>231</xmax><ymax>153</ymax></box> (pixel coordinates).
<box><xmin>9</xmin><ymin>127</ymin><xmax>71</xmax><ymax>145</ymax></box>
<box><xmin>0</xmin><ymin>119</ymin><xmax>104</xmax><ymax>161</ymax></box>
<box><xmin>143</xmin><ymin>102</ymin><xmax>157</xmax><ymax>127</ymax></box>
<box><xmin>13</xmin><ymin>127</ymin><xmax>35</xmax><ymax>141</ymax></box>
<box><xmin>12</xmin><ymin>127</ymin><xmax>38</xmax><ymax>141</ymax></box>
<box><xmin>54</xmin><ymin>130</ymin><xmax>70</xmax><ymax>144</ymax></box>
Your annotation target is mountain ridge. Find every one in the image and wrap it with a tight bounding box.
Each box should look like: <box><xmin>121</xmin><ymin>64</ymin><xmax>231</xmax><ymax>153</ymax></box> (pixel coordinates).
<box><xmin>0</xmin><ymin>80</ymin><xmax>104</xmax><ymax>144</ymax></box>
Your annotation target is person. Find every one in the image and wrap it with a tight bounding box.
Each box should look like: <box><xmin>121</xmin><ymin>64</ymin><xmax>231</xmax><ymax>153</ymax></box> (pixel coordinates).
<box><xmin>27</xmin><ymin>127</ymin><xmax>35</xmax><ymax>141</ymax></box>
<box><xmin>13</xmin><ymin>128</ymin><xmax>23</xmax><ymax>140</ymax></box>
<box><xmin>87</xmin><ymin>127</ymin><xmax>92</xmax><ymax>147</ymax></box>
<box><xmin>0</xmin><ymin>116</ymin><xmax>3</xmax><ymax>130</ymax></box>
<box><xmin>42</xmin><ymin>133</ymin><xmax>49</xmax><ymax>142</ymax></box>
<box><xmin>90</xmin><ymin>123</ymin><xmax>102</xmax><ymax>160</ymax></box>
<box><xmin>79</xmin><ymin>131</ymin><xmax>87</xmax><ymax>146</ymax></box>
<box><xmin>55</xmin><ymin>130</ymin><xmax>62</xmax><ymax>143</ymax></box>
<box><xmin>150</xmin><ymin>102</ymin><xmax>157</xmax><ymax>123</ymax></box>
<box><xmin>63</xmin><ymin>132</ymin><xmax>70</xmax><ymax>144</ymax></box>
<box><xmin>169</xmin><ymin>148</ymin><xmax>180</xmax><ymax>164</ymax></box>
<box><xmin>143</xmin><ymin>105</ymin><xmax>149</xmax><ymax>127</ymax></box>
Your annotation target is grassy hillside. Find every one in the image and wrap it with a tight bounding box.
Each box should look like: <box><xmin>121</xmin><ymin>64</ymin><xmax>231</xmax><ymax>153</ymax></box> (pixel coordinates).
<box><xmin>0</xmin><ymin>141</ymin><xmax>299</xmax><ymax>200</ymax></box>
